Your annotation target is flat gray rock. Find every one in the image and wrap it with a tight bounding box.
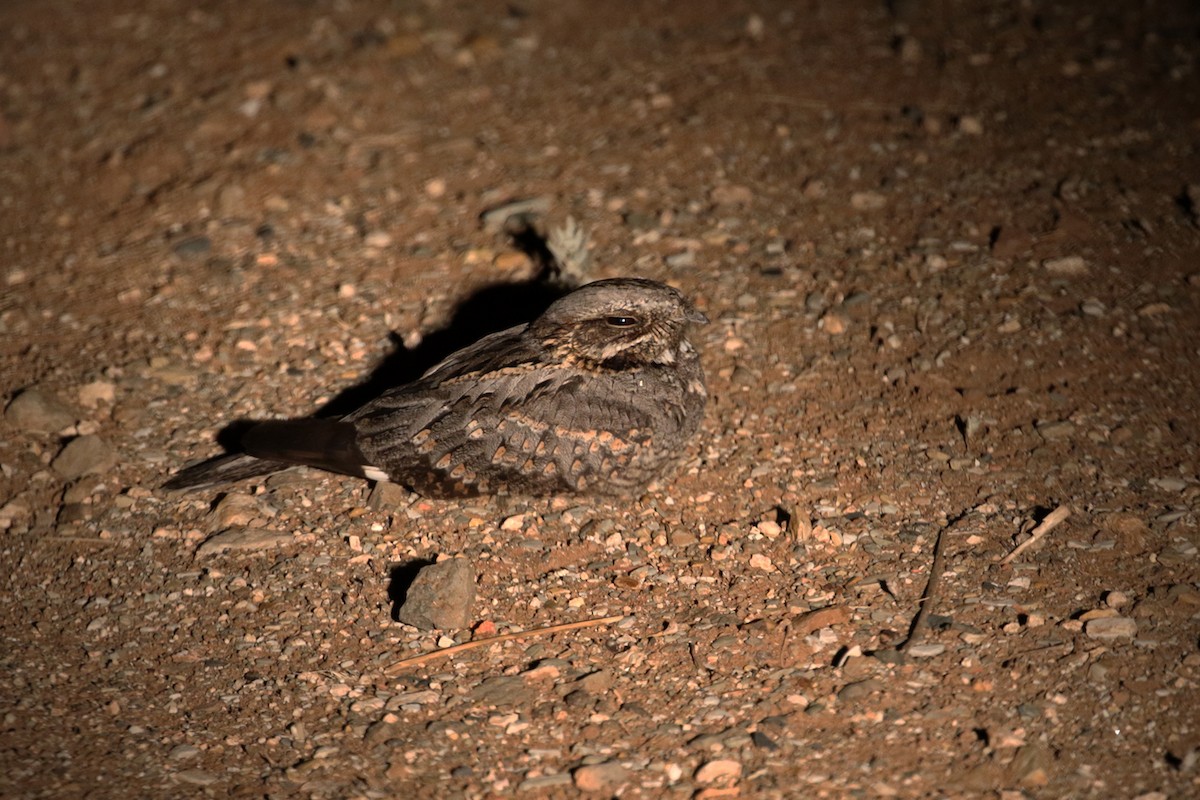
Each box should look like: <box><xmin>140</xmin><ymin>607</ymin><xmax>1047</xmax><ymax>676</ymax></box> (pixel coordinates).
<box><xmin>397</xmin><ymin>558</ymin><xmax>475</xmax><ymax>631</ymax></box>
<box><xmin>6</xmin><ymin>388</ymin><xmax>76</xmax><ymax>433</ymax></box>
<box><xmin>52</xmin><ymin>435</ymin><xmax>117</xmax><ymax>479</ymax></box>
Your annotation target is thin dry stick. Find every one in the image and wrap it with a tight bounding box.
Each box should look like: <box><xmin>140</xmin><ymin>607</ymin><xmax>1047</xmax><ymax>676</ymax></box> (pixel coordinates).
<box><xmin>1000</xmin><ymin>505</ymin><xmax>1071</xmax><ymax>566</ymax></box>
<box><xmin>386</xmin><ymin>614</ymin><xmax>625</xmax><ymax>674</ymax></box>
<box><xmin>897</xmin><ymin>517</ymin><xmax>955</xmax><ymax>654</ymax></box>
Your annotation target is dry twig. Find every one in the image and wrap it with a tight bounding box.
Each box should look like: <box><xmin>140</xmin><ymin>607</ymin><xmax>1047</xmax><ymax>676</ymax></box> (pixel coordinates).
<box><xmin>386</xmin><ymin>614</ymin><xmax>625</xmax><ymax>674</ymax></box>
<box><xmin>1000</xmin><ymin>505</ymin><xmax>1071</xmax><ymax>566</ymax></box>
<box><xmin>896</xmin><ymin>517</ymin><xmax>955</xmax><ymax>654</ymax></box>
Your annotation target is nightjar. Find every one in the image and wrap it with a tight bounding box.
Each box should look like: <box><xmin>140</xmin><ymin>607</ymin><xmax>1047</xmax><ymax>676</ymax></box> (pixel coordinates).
<box><xmin>163</xmin><ymin>278</ymin><xmax>708</xmax><ymax>497</ymax></box>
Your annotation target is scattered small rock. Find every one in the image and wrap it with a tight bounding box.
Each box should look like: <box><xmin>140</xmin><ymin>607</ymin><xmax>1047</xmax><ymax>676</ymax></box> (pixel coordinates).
<box><xmin>469</xmin><ymin>675</ymin><xmax>535</xmax><ymax>707</ymax></box>
<box><xmin>905</xmin><ymin>643</ymin><xmax>947</xmax><ymax>658</ymax></box>
<box><xmin>838</xmin><ymin>678</ymin><xmax>884</xmax><ymax>701</ymax></box>
<box><xmin>196</xmin><ymin>528</ymin><xmax>296</xmax><ymax>556</ymax></box>
<box><xmin>1149</xmin><ymin>477</ymin><xmax>1188</xmax><ymax>492</ymax></box>
<box><xmin>1104</xmin><ymin>590</ymin><xmax>1130</xmax><ymax>609</ymax></box>
<box><xmin>172</xmin><ymin>235</ymin><xmax>212</xmax><ymax>258</ymax></box>
<box><xmin>172</xmin><ymin>770</ymin><xmax>219</xmax><ymax>786</ymax></box>
<box><xmin>77</xmin><ymin>381</ymin><xmax>116</xmax><ymax>408</ymax></box>
<box><xmin>1035</xmin><ymin>420</ymin><xmax>1075</xmax><ymax>441</ymax></box>
<box><xmin>519</xmin><ymin>774</ymin><xmax>573</xmax><ymax>791</ymax></box>
<box><xmin>695</xmin><ymin>758</ymin><xmax>742</xmax><ymax>785</ymax></box>
<box><xmin>52</xmin><ymin>435</ymin><xmax>117</xmax><ymax>479</ymax></box>
<box><xmin>169</xmin><ymin>744</ymin><xmax>201</xmax><ymax>761</ymax></box>
<box><xmin>710</xmin><ymin>184</ymin><xmax>754</xmax><ymax>207</ymax></box>
<box><xmin>6</xmin><ymin>388</ymin><xmax>76</xmax><ymax>432</ymax></box>
<box><xmin>573</xmin><ymin>761</ymin><xmax>630</xmax><ymax>793</ymax></box>
<box><xmin>1042</xmin><ymin>255</ymin><xmax>1089</xmax><ymax>276</ymax></box>
<box><xmin>0</xmin><ymin>500</ymin><xmax>31</xmax><ymax>530</ymax></box>
<box><xmin>850</xmin><ymin>191</ymin><xmax>886</xmax><ymax>211</ymax></box>
<box><xmin>794</xmin><ymin>605</ymin><xmax>851</xmax><ymax>635</ymax></box>
<box><xmin>957</xmin><ymin>115</ymin><xmax>984</xmax><ymax>135</ymax></box>
<box><xmin>750</xmin><ymin>730</ymin><xmax>780</xmax><ymax>751</ymax></box>
<box><xmin>1084</xmin><ymin>616</ymin><xmax>1137</xmax><ymax>640</ymax></box>
<box><xmin>821</xmin><ymin>310</ymin><xmax>849</xmax><ymax>334</ymax></box>
<box><xmin>368</xmin><ymin>480</ymin><xmax>411</xmax><ymax>509</ymax></box>
<box><xmin>748</xmin><ymin>553</ymin><xmax>776</xmax><ymax>572</ymax></box>
<box><xmin>397</xmin><ymin>558</ymin><xmax>475</xmax><ymax>630</ymax></box>
<box><xmin>214</xmin><ymin>183</ymin><xmax>247</xmax><ymax>217</ymax></box>
<box><xmin>211</xmin><ymin>494</ymin><xmax>272</xmax><ymax>529</ymax></box>
<box><xmin>1006</xmin><ymin>742</ymin><xmax>1054</xmax><ymax>787</ymax></box>
<box><xmin>1138</xmin><ymin>301</ymin><xmax>1172</xmax><ymax>317</ymax></box>
<box><xmin>424</xmin><ymin>177</ymin><xmax>447</xmax><ymax>198</ymax></box>
<box><xmin>572</xmin><ymin>669</ymin><xmax>615</xmax><ymax>695</ymax></box>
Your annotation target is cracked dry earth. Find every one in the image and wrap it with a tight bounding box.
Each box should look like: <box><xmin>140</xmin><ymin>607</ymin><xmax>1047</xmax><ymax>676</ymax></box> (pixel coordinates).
<box><xmin>3</xmin><ymin>1</ymin><xmax>1200</xmax><ymax>798</ymax></box>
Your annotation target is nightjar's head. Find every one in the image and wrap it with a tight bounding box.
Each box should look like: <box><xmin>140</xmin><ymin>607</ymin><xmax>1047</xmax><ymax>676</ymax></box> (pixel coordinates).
<box><xmin>532</xmin><ymin>278</ymin><xmax>708</xmax><ymax>368</ymax></box>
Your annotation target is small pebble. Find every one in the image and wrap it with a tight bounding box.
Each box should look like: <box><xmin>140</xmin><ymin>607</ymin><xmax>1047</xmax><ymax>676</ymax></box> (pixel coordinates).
<box><xmin>368</xmin><ymin>481</ymin><xmax>411</xmax><ymax>509</ymax></box>
<box><xmin>169</xmin><ymin>744</ymin><xmax>201</xmax><ymax>761</ymax></box>
<box><xmin>850</xmin><ymin>191</ymin><xmax>886</xmax><ymax>211</ymax></box>
<box><xmin>1035</xmin><ymin>420</ymin><xmax>1075</xmax><ymax>441</ymax></box>
<box><xmin>172</xmin><ymin>770</ymin><xmax>219</xmax><ymax>786</ymax></box>
<box><xmin>1007</xmin><ymin>742</ymin><xmax>1053</xmax><ymax>787</ymax></box>
<box><xmin>1104</xmin><ymin>591</ymin><xmax>1130</xmax><ymax>609</ymax></box>
<box><xmin>172</xmin><ymin>236</ymin><xmax>212</xmax><ymax>258</ymax></box>
<box><xmin>709</xmin><ymin>184</ymin><xmax>754</xmax><ymax>206</ymax></box>
<box><xmin>77</xmin><ymin>381</ymin><xmax>116</xmax><ymax>408</ymax></box>
<box><xmin>210</xmin><ymin>494</ymin><xmax>270</xmax><ymax>529</ymax></box>
<box><xmin>196</xmin><ymin>528</ymin><xmax>296</xmax><ymax>556</ymax></box>
<box><xmin>573</xmin><ymin>761</ymin><xmax>630</xmax><ymax>793</ymax></box>
<box><xmin>1150</xmin><ymin>477</ymin><xmax>1187</xmax><ymax>492</ymax></box>
<box><xmin>6</xmin><ymin>388</ymin><xmax>76</xmax><ymax>432</ymax></box>
<box><xmin>695</xmin><ymin>758</ymin><xmax>742</xmax><ymax>785</ymax></box>
<box><xmin>748</xmin><ymin>553</ymin><xmax>776</xmax><ymax>572</ymax></box>
<box><xmin>52</xmin><ymin>435</ymin><xmax>117</xmax><ymax>479</ymax></box>
<box><xmin>905</xmin><ymin>643</ymin><xmax>946</xmax><ymax>658</ymax></box>
<box><xmin>822</xmin><ymin>311</ymin><xmax>849</xmax><ymax>334</ymax></box>
<box><xmin>1042</xmin><ymin>255</ymin><xmax>1088</xmax><ymax>276</ymax></box>
<box><xmin>957</xmin><ymin>115</ymin><xmax>984</xmax><ymax>135</ymax></box>
<box><xmin>838</xmin><ymin>678</ymin><xmax>884</xmax><ymax>701</ymax></box>
<box><xmin>1084</xmin><ymin>616</ymin><xmax>1137</xmax><ymax>640</ymax></box>
<box><xmin>397</xmin><ymin>558</ymin><xmax>475</xmax><ymax>630</ymax></box>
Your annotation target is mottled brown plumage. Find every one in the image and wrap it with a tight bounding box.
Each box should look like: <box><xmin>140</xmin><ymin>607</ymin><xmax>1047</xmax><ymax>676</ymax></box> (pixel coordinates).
<box><xmin>163</xmin><ymin>278</ymin><xmax>708</xmax><ymax>497</ymax></box>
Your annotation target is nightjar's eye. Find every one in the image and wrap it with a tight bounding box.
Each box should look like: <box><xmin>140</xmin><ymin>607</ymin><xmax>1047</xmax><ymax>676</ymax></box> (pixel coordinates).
<box><xmin>605</xmin><ymin>315</ymin><xmax>640</xmax><ymax>327</ymax></box>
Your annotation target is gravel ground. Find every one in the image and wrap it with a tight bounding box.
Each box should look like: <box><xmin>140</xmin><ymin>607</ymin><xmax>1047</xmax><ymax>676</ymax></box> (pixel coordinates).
<box><xmin>3</xmin><ymin>1</ymin><xmax>1199</xmax><ymax>798</ymax></box>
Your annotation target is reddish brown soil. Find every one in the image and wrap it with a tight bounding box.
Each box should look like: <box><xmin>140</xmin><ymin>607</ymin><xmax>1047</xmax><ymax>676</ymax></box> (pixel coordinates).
<box><xmin>2</xmin><ymin>1</ymin><xmax>1199</xmax><ymax>797</ymax></box>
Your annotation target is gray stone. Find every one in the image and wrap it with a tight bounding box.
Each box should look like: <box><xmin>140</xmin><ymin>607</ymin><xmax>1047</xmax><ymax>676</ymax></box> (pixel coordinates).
<box><xmin>368</xmin><ymin>480</ymin><xmax>412</xmax><ymax>509</ymax></box>
<box><xmin>1084</xmin><ymin>616</ymin><xmax>1138</xmax><ymax>640</ymax></box>
<box><xmin>6</xmin><ymin>388</ymin><xmax>76</xmax><ymax>433</ymax></box>
<box><xmin>573</xmin><ymin>761</ymin><xmax>630</xmax><ymax>793</ymax></box>
<box><xmin>397</xmin><ymin>558</ymin><xmax>475</xmax><ymax>630</ymax></box>
<box><xmin>52</xmin><ymin>435</ymin><xmax>117</xmax><ymax>479</ymax></box>
<box><xmin>469</xmin><ymin>675</ymin><xmax>535</xmax><ymax>707</ymax></box>
<box><xmin>172</xmin><ymin>235</ymin><xmax>211</xmax><ymax>258</ymax></box>
<box><xmin>196</xmin><ymin>528</ymin><xmax>296</xmax><ymax>556</ymax></box>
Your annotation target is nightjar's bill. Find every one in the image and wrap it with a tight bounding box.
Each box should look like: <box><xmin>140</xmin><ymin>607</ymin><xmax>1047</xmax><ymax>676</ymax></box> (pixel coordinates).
<box><xmin>162</xmin><ymin>278</ymin><xmax>708</xmax><ymax>497</ymax></box>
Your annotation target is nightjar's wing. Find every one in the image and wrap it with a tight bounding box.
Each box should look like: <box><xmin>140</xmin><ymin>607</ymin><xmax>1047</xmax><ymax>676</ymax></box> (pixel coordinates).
<box><xmin>353</xmin><ymin>365</ymin><xmax>681</xmax><ymax>497</ymax></box>
<box><xmin>415</xmin><ymin>323</ymin><xmax>537</xmax><ymax>383</ymax></box>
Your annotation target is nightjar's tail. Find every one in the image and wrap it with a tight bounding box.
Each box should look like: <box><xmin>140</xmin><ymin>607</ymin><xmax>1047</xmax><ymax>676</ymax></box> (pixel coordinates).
<box><xmin>162</xmin><ymin>419</ymin><xmax>376</xmax><ymax>491</ymax></box>
<box><xmin>161</xmin><ymin>453</ymin><xmax>293</xmax><ymax>491</ymax></box>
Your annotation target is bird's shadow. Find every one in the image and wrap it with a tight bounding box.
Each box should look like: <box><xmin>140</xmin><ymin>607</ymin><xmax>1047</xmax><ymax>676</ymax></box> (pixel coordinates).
<box><xmin>215</xmin><ymin>221</ymin><xmax>569</xmax><ymax>450</ymax></box>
